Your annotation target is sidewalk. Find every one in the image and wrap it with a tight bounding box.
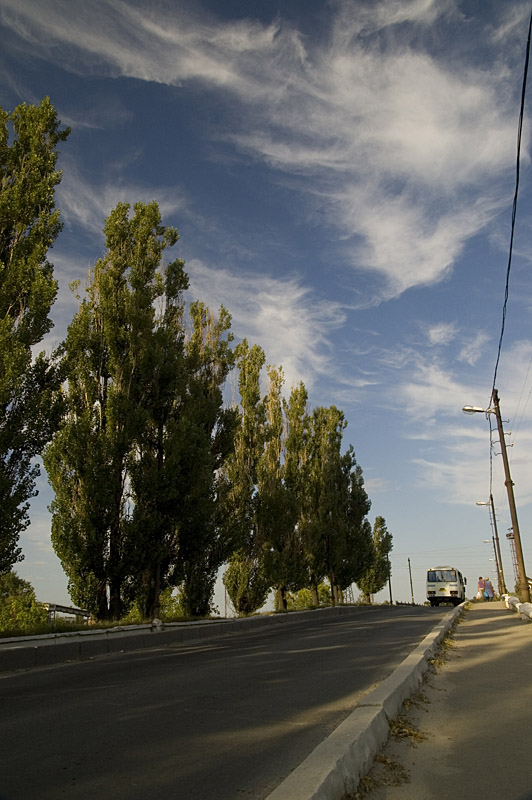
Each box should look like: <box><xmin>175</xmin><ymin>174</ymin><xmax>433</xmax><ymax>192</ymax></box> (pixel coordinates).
<box><xmin>359</xmin><ymin>600</ymin><xmax>532</xmax><ymax>800</ymax></box>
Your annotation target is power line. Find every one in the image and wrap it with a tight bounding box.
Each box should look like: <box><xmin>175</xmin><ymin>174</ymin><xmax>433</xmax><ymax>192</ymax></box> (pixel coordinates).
<box><xmin>491</xmin><ymin>8</ymin><xmax>532</xmax><ymax>396</ymax></box>
<box><xmin>511</xmin><ymin>349</ymin><xmax>532</xmax><ymax>440</ymax></box>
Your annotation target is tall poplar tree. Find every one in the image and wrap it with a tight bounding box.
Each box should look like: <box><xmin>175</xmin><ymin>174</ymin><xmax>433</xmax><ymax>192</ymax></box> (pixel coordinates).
<box><xmin>45</xmin><ymin>201</ymin><xmax>185</xmax><ymax>619</ymax></box>
<box><xmin>295</xmin><ymin>405</ymin><xmax>373</xmax><ymax>605</ymax></box>
<box><xmin>222</xmin><ymin>340</ymin><xmax>270</xmax><ymax>615</ymax></box>
<box><xmin>131</xmin><ymin>300</ymin><xmax>235</xmax><ymax>618</ymax></box>
<box><xmin>298</xmin><ymin>405</ymin><xmax>347</xmax><ymax>604</ymax></box>
<box><xmin>176</xmin><ymin>303</ymin><xmax>236</xmax><ymax>617</ymax></box>
<box><xmin>358</xmin><ymin>516</ymin><xmax>393</xmax><ymax>603</ymax></box>
<box><xmin>259</xmin><ymin>372</ymin><xmax>304</xmax><ymax>612</ymax></box>
<box><xmin>333</xmin><ymin>461</ymin><xmax>373</xmax><ymax>594</ymax></box>
<box><xmin>0</xmin><ymin>98</ymin><xmax>69</xmax><ymax>573</ymax></box>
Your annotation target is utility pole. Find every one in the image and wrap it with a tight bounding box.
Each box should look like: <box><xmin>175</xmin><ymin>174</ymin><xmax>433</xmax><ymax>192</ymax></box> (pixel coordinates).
<box><xmin>491</xmin><ymin>389</ymin><xmax>530</xmax><ymax>602</ymax></box>
<box><xmin>408</xmin><ymin>558</ymin><xmax>415</xmax><ymax>605</ymax></box>
<box><xmin>488</xmin><ymin>493</ymin><xmax>507</xmax><ymax>595</ymax></box>
<box><xmin>387</xmin><ymin>553</ymin><xmax>393</xmax><ymax>605</ymax></box>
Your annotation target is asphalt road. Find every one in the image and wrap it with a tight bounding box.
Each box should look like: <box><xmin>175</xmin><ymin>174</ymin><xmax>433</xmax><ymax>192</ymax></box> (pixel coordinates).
<box><xmin>1</xmin><ymin>605</ymin><xmax>448</xmax><ymax>800</ymax></box>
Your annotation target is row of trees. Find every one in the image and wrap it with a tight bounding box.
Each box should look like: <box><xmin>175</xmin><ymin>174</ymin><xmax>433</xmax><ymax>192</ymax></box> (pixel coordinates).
<box><xmin>0</xmin><ymin>97</ymin><xmax>392</xmax><ymax>623</ymax></box>
<box><xmin>221</xmin><ymin>345</ymin><xmax>383</xmax><ymax>613</ymax></box>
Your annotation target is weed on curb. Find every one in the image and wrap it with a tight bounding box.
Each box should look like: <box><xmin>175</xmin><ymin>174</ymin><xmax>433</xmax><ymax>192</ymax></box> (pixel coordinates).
<box><xmin>429</xmin><ymin>633</ymin><xmax>457</xmax><ymax>668</ymax></box>
<box><xmin>351</xmin><ymin>754</ymin><xmax>409</xmax><ymax>798</ymax></box>
<box><xmin>390</xmin><ymin>714</ymin><xmax>427</xmax><ymax>745</ymax></box>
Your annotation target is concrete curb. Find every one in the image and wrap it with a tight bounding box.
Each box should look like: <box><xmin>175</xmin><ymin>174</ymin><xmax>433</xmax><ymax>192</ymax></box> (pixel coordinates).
<box><xmin>504</xmin><ymin>594</ymin><xmax>532</xmax><ymax>621</ymax></box>
<box><xmin>0</xmin><ymin>604</ymin><xmax>382</xmax><ymax>674</ymax></box>
<box><xmin>264</xmin><ymin>603</ymin><xmax>465</xmax><ymax>800</ymax></box>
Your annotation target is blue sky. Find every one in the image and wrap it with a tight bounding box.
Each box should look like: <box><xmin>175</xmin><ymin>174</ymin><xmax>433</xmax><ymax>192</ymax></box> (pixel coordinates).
<box><xmin>2</xmin><ymin>0</ymin><xmax>532</xmax><ymax>609</ymax></box>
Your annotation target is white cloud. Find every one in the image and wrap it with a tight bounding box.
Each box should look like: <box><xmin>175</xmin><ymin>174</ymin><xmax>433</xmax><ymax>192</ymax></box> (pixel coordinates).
<box><xmin>331</xmin><ymin>0</ymin><xmax>458</xmax><ymax>36</ymax></box>
<box><xmin>458</xmin><ymin>331</ymin><xmax>490</xmax><ymax>365</ymax></box>
<box><xmin>186</xmin><ymin>259</ymin><xmax>346</xmax><ymax>393</ymax></box>
<box><xmin>0</xmin><ymin>0</ymin><xmax>522</xmax><ymax>302</ymax></box>
<box><xmin>400</xmin><ymin>361</ymin><xmax>476</xmax><ymax>421</ymax></box>
<box><xmin>57</xmin><ymin>160</ymin><xmax>187</xmax><ymax>237</ymax></box>
<box><xmin>426</xmin><ymin>322</ymin><xmax>458</xmax><ymax>346</ymax></box>
<box><xmin>377</xmin><ymin>335</ymin><xmax>532</xmax><ymax>508</ymax></box>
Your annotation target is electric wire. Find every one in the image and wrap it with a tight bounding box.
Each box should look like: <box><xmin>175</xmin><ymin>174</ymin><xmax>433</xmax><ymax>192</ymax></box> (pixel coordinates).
<box><xmin>490</xmin><ymin>8</ymin><xmax>532</xmax><ymax>397</ymax></box>
<box><xmin>512</xmin><ymin>349</ymin><xmax>532</xmax><ymax>437</ymax></box>
<box><xmin>485</xmin><ymin>10</ymin><xmax>532</xmax><ymax>510</ymax></box>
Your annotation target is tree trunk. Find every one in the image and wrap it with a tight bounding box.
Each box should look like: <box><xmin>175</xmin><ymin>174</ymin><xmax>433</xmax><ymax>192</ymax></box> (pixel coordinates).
<box><xmin>310</xmin><ymin>583</ymin><xmax>319</xmax><ymax>607</ymax></box>
<box><xmin>274</xmin><ymin>586</ymin><xmax>288</xmax><ymax>612</ymax></box>
<box><xmin>151</xmin><ymin>562</ymin><xmax>161</xmax><ymax>619</ymax></box>
<box><xmin>333</xmin><ymin>584</ymin><xmax>344</xmax><ymax>605</ymax></box>
<box><xmin>97</xmin><ymin>581</ymin><xmax>109</xmax><ymax>621</ymax></box>
<box><xmin>110</xmin><ymin>577</ymin><xmax>122</xmax><ymax>620</ymax></box>
<box><xmin>329</xmin><ymin>572</ymin><xmax>336</xmax><ymax>606</ymax></box>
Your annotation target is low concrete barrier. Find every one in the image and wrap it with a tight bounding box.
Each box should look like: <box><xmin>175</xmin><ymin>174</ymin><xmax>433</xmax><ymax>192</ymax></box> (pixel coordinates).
<box><xmin>504</xmin><ymin>594</ymin><xmax>532</xmax><ymax>621</ymax></box>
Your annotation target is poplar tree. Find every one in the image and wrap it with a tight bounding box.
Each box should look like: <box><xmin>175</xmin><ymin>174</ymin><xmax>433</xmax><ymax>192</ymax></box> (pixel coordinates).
<box><xmin>120</xmin><ymin>245</ymin><xmax>188</xmax><ymax>619</ymax></box>
<box><xmin>296</xmin><ymin>405</ymin><xmax>373</xmax><ymax>605</ymax></box>
<box><xmin>298</xmin><ymin>405</ymin><xmax>347</xmax><ymax>604</ymax></box>
<box><xmin>131</xmin><ymin>301</ymin><xmax>235</xmax><ymax>619</ymax></box>
<box><xmin>45</xmin><ymin>202</ymin><xmax>185</xmax><ymax>619</ymax></box>
<box><xmin>176</xmin><ymin>303</ymin><xmax>235</xmax><ymax>617</ymax></box>
<box><xmin>0</xmin><ymin>98</ymin><xmax>69</xmax><ymax>573</ymax></box>
<box><xmin>333</xmin><ymin>462</ymin><xmax>374</xmax><ymax>593</ymax></box>
<box><xmin>222</xmin><ymin>340</ymin><xmax>270</xmax><ymax>615</ymax></box>
<box><xmin>259</xmin><ymin>375</ymin><xmax>305</xmax><ymax>612</ymax></box>
<box><xmin>357</xmin><ymin>516</ymin><xmax>393</xmax><ymax>603</ymax></box>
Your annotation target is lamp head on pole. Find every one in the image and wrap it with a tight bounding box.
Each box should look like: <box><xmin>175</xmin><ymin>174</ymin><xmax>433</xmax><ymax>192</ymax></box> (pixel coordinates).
<box><xmin>462</xmin><ymin>405</ymin><xmax>486</xmax><ymax>414</ymax></box>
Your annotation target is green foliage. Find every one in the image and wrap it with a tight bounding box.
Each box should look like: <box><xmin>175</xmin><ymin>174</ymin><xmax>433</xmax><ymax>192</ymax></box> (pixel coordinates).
<box><xmin>0</xmin><ymin>115</ymin><xmax>378</xmax><ymax>621</ymax></box>
<box><xmin>223</xmin><ymin>552</ymin><xmax>270</xmax><ymax>616</ymax></box>
<box><xmin>286</xmin><ymin>583</ymin><xmax>331</xmax><ymax>611</ymax></box>
<box><xmin>220</xmin><ymin>340</ymin><xmax>267</xmax><ymax>614</ymax></box>
<box><xmin>45</xmin><ymin>201</ymin><xmax>235</xmax><ymax>621</ymax></box>
<box><xmin>122</xmin><ymin>587</ymin><xmax>189</xmax><ymax>622</ymax></box>
<box><xmin>294</xmin><ymin>405</ymin><xmax>372</xmax><ymax>603</ymax></box>
<box><xmin>221</xmin><ymin>346</ymin><xmax>375</xmax><ymax>613</ymax></box>
<box><xmin>129</xmin><ymin>298</ymin><xmax>235</xmax><ymax>619</ymax></box>
<box><xmin>357</xmin><ymin>516</ymin><xmax>393</xmax><ymax>602</ymax></box>
<box><xmin>45</xmin><ymin>202</ymin><xmax>187</xmax><ymax>619</ymax></box>
<box><xmin>334</xmin><ymin>465</ymin><xmax>373</xmax><ymax>590</ymax></box>
<box><xmin>0</xmin><ymin>98</ymin><xmax>69</xmax><ymax>572</ymax></box>
<box><xmin>0</xmin><ymin>572</ymin><xmax>47</xmax><ymax>631</ymax></box>
<box><xmin>257</xmin><ymin>369</ymin><xmax>304</xmax><ymax>610</ymax></box>
<box><xmin>168</xmin><ymin>303</ymin><xmax>235</xmax><ymax>618</ymax></box>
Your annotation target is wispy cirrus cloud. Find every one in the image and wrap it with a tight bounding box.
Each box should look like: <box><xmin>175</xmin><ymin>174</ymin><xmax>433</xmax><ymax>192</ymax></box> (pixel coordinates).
<box><xmin>186</xmin><ymin>259</ymin><xmax>346</xmax><ymax>393</ymax></box>
<box><xmin>371</xmin><ymin>334</ymin><xmax>532</xmax><ymax>506</ymax></box>
<box><xmin>458</xmin><ymin>331</ymin><xmax>491</xmax><ymax>366</ymax></box>
<box><xmin>0</xmin><ymin>0</ymin><xmax>526</xmax><ymax>303</ymax></box>
<box><xmin>426</xmin><ymin>322</ymin><xmax>458</xmax><ymax>346</ymax></box>
<box><xmin>57</xmin><ymin>159</ymin><xmax>188</xmax><ymax>236</ymax></box>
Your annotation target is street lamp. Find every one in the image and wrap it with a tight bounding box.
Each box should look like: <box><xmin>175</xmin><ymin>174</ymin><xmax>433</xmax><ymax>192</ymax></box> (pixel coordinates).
<box><xmin>463</xmin><ymin>388</ymin><xmax>530</xmax><ymax>602</ymax></box>
<box><xmin>476</xmin><ymin>495</ymin><xmax>507</xmax><ymax>595</ymax></box>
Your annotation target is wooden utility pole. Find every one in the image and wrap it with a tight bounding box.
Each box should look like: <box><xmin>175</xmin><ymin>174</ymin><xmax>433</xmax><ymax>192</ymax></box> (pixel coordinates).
<box><xmin>488</xmin><ymin>493</ymin><xmax>507</xmax><ymax>595</ymax></box>
<box><xmin>492</xmin><ymin>389</ymin><xmax>530</xmax><ymax>602</ymax></box>
<box><xmin>408</xmin><ymin>558</ymin><xmax>415</xmax><ymax>605</ymax></box>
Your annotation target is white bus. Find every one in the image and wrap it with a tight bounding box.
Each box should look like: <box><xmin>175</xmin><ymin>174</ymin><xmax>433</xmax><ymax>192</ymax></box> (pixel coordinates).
<box><xmin>426</xmin><ymin>566</ymin><xmax>467</xmax><ymax>607</ymax></box>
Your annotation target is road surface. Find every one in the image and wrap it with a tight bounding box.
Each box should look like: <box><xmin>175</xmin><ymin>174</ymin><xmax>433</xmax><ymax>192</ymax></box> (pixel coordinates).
<box><xmin>1</xmin><ymin>605</ymin><xmax>447</xmax><ymax>800</ymax></box>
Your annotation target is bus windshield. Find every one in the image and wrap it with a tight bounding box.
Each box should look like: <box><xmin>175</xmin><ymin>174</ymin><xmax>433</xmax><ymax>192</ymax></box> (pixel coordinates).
<box><xmin>427</xmin><ymin>570</ymin><xmax>457</xmax><ymax>582</ymax></box>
